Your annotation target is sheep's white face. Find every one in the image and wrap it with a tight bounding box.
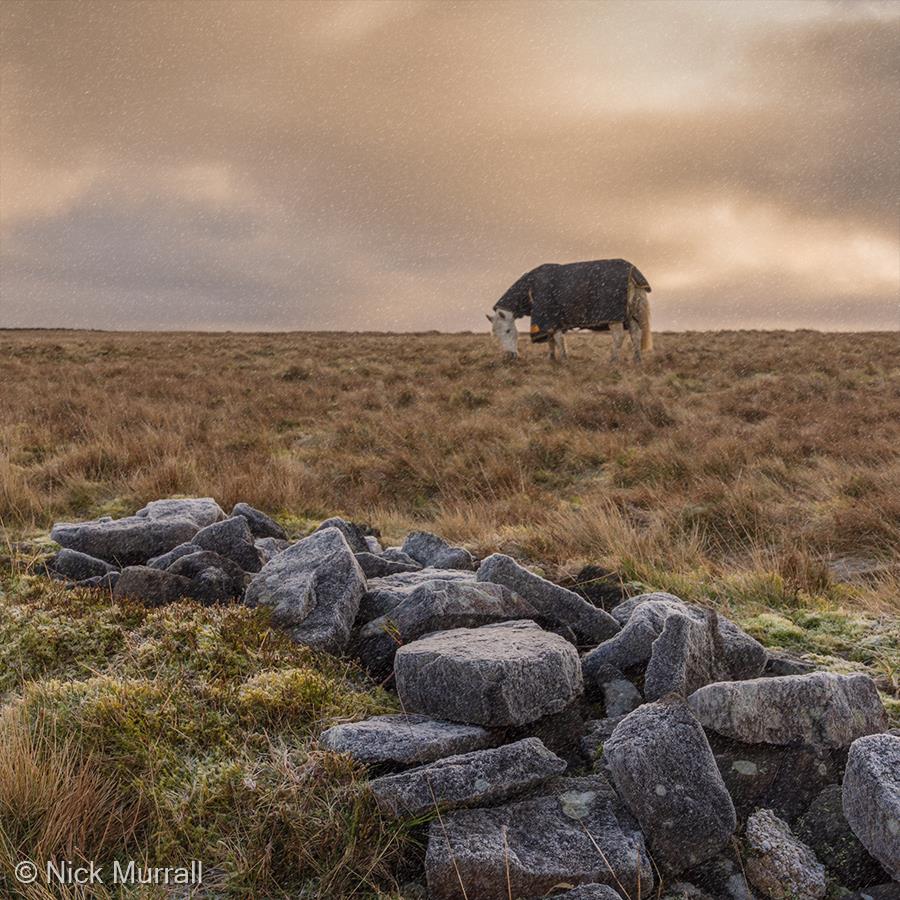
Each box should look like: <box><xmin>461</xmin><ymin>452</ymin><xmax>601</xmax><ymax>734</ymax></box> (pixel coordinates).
<box><xmin>487</xmin><ymin>309</ymin><xmax>519</xmax><ymax>358</ymax></box>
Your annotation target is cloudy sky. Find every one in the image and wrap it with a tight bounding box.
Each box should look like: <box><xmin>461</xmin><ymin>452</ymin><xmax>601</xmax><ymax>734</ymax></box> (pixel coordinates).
<box><xmin>1</xmin><ymin>0</ymin><xmax>898</xmax><ymax>332</ymax></box>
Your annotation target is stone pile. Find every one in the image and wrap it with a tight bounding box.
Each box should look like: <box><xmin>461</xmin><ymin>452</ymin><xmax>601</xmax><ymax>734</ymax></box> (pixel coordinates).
<box><xmin>46</xmin><ymin>498</ymin><xmax>899</xmax><ymax>899</ymax></box>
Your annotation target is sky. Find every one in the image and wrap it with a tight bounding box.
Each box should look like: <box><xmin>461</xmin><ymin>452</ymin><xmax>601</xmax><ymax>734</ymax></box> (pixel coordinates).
<box><xmin>1</xmin><ymin>0</ymin><xmax>898</xmax><ymax>332</ymax></box>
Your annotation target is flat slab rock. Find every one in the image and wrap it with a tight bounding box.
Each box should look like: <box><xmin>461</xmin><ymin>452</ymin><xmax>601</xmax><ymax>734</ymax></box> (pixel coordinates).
<box><xmin>476</xmin><ymin>553</ymin><xmax>620</xmax><ymax>644</ymax></box>
<box><xmin>395</xmin><ymin>620</ymin><xmax>583</xmax><ymax>726</ymax></box>
<box><xmin>401</xmin><ymin>530</ymin><xmax>474</xmax><ymax>569</ymax></box>
<box><xmin>688</xmin><ymin>672</ymin><xmax>888</xmax><ymax>749</ymax></box>
<box><xmin>842</xmin><ymin>733</ymin><xmax>900</xmax><ymax>881</ymax></box>
<box><xmin>318</xmin><ymin>714</ymin><xmax>496</xmax><ymax>766</ymax></box>
<box><xmin>425</xmin><ymin>775</ymin><xmax>653</xmax><ymax>900</ymax></box>
<box><xmin>51</xmin><ymin>515</ymin><xmax>199</xmax><ymax>567</ymax></box>
<box><xmin>744</xmin><ymin>809</ymin><xmax>826</xmax><ymax>900</ymax></box>
<box><xmin>244</xmin><ymin>527</ymin><xmax>365</xmax><ymax>654</ymax></box>
<box><xmin>357</xmin><ymin>579</ymin><xmax>538</xmax><ymax>679</ymax></box>
<box><xmin>358</xmin><ymin>569</ymin><xmax>475</xmax><ymax>623</ymax></box>
<box><xmin>604</xmin><ymin>697</ymin><xmax>737</xmax><ymax>873</ymax></box>
<box><xmin>135</xmin><ymin>497</ymin><xmax>225</xmax><ymax>528</ymax></box>
<box><xmin>370</xmin><ymin>737</ymin><xmax>566</xmax><ymax>818</ymax></box>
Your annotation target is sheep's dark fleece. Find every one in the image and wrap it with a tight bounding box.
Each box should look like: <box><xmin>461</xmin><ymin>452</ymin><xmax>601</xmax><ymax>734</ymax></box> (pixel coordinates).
<box><xmin>494</xmin><ymin>258</ymin><xmax>651</xmax><ymax>342</ymax></box>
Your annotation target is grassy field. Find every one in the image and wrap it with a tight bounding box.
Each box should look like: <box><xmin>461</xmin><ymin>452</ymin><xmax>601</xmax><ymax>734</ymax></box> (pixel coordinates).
<box><xmin>1</xmin><ymin>328</ymin><xmax>899</xmax><ymax>897</ymax></box>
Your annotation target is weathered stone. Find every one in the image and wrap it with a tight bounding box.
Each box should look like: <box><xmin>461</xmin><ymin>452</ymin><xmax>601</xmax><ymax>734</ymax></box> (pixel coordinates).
<box><xmin>795</xmin><ymin>785</ymin><xmax>888</xmax><ymax>888</ymax></box>
<box><xmin>602</xmin><ymin>677</ymin><xmax>642</xmax><ymax>718</ymax></box>
<box><xmin>529</xmin><ymin>887</ymin><xmax>622</xmax><ymax>900</ymax></box>
<box><xmin>135</xmin><ymin>497</ymin><xmax>225</xmax><ymax>528</ymax></box>
<box><xmin>380</xmin><ymin>547</ymin><xmax>420</xmax><ymax>567</ymax></box>
<box><xmin>395</xmin><ymin>621</ymin><xmax>582</xmax><ymax>726</ymax></box>
<box><xmin>193</xmin><ymin>516</ymin><xmax>262</xmax><ymax>572</ymax></box>
<box><xmin>245</xmin><ymin>527</ymin><xmax>366</xmax><ymax>653</ymax></box>
<box><xmin>112</xmin><ymin>566</ymin><xmax>192</xmax><ymax>606</ymax></box>
<box><xmin>764</xmin><ymin>651</ymin><xmax>816</xmax><ymax>678</ymax></box>
<box><xmin>581</xmin><ymin>718</ymin><xmax>623</xmax><ymax>766</ymax></box>
<box><xmin>477</xmin><ymin>554</ymin><xmax>620</xmax><ymax>645</ymax></box>
<box><xmin>644</xmin><ymin>610</ymin><xmax>729</xmax><ymax>700</ymax></box>
<box><xmin>688</xmin><ymin>673</ymin><xmax>888</xmax><ymax>749</ymax></box>
<box><xmin>358</xmin><ymin>569</ymin><xmax>476</xmax><ymax>623</ymax></box>
<box><xmin>660</xmin><ymin>885</ymin><xmax>717</xmax><ymax>900</ymax></box>
<box><xmin>425</xmin><ymin>775</ymin><xmax>653</xmax><ymax>900</ymax></box>
<box><xmin>364</xmin><ymin>535</ymin><xmax>383</xmax><ymax>554</ymax></box>
<box><xmin>846</xmin><ymin>886</ymin><xmax>900</xmax><ymax>900</ymax></box>
<box><xmin>565</xmin><ymin>564</ymin><xmax>632</xmax><ymax>612</ymax></box>
<box><xmin>604</xmin><ymin>698</ymin><xmax>736</xmax><ymax>873</ymax></box>
<box><xmin>708</xmin><ymin>733</ymin><xmax>840</xmax><ymax>824</ymax></box>
<box><xmin>681</xmin><ymin>853</ymin><xmax>757</xmax><ymax>900</ymax></box>
<box><xmin>70</xmin><ymin>572</ymin><xmax>119</xmax><ymax>591</ymax></box>
<box><xmin>167</xmin><ymin>550</ymin><xmax>246</xmax><ymax>602</ymax></box>
<box><xmin>319</xmin><ymin>714</ymin><xmax>496</xmax><ymax>765</ymax></box>
<box><xmin>355</xmin><ymin>551</ymin><xmax>421</xmax><ymax>578</ymax></box>
<box><xmin>230</xmin><ymin>502</ymin><xmax>287</xmax><ymax>539</ymax></box>
<box><xmin>147</xmin><ymin>542</ymin><xmax>202</xmax><ymax>569</ymax></box>
<box><xmin>51</xmin><ymin>515</ymin><xmax>199</xmax><ymax>566</ymax></box>
<box><xmin>842</xmin><ymin>733</ymin><xmax>900</xmax><ymax>881</ymax></box>
<box><xmin>585</xmin><ymin>595</ymin><xmax>766</xmax><ymax>689</ymax></box>
<box><xmin>370</xmin><ymin>737</ymin><xmax>566</xmax><ymax>818</ymax></box>
<box><xmin>314</xmin><ymin>516</ymin><xmax>370</xmax><ymax>554</ymax></box>
<box><xmin>358</xmin><ymin>580</ymin><xmax>537</xmax><ymax>679</ymax></box>
<box><xmin>49</xmin><ymin>548</ymin><xmax>118</xmax><ymax>581</ymax></box>
<box><xmin>744</xmin><ymin>809</ymin><xmax>826</xmax><ymax>900</ymax></box>
<box><xmin>402</xmin><ymin>531</ymin><xmax>474</xmax><ymax>570</ymax></box>
<box><xmin>253</xmin><ymin>536</ymin><xmax>290</xmax><ymax>563</ymax></box>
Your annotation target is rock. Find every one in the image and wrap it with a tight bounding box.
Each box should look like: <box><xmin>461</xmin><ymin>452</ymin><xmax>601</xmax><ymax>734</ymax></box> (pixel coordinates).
<box><xmin>49</xmin><ymin>548</ymin><xmax>118</xmax><ymax>581</ymax></box>
<box><xmin>147</xmin><ymin>542</ymin><xmax>202</xmax><ymax>569</ymax></box>
<box><xmin>135</xmin><ymin>497</ymin><xmax>225</xmax><ymax>528</ymax></box>
<box><xmin>318</xmin><ymin>714</ymin><xmax>496</xmax><ymax>766</ymax></box>
<box><xmin>529</xmin><ymin>887</ymin><xmax>622</xmax><ymax>900</ymax></box>
<box><xmin>357</xmin><ymin>580</ymin><xmax>538</xmax><ymax>679</ymax></box>
<box><xmin>314</xmin><ymin>516</ymin><xmax>370</xmax><ymax>554</ymax></box>
<box><xmin>354</xmin><ymin>551</ymin><xmax>421</xmax><ymax>578</ymax></box>
<box><xmin>381</xmin><ymin>547</ymin><xmax>421</xmax><ymax>567</ymax></box>
<box><xmin>565</xmin><ymin>564</ymin><xmax>631</xmax><ymax>612</ymax></box>
<box><xmin>70</xmin><ymin>572</ymin><xmax>119</xmax><ymax>591</ymax></box>
<box><xmin>604</xmin><ymin>697</ymin><xmax>737</xmax><ymax>873</ymax></box>
<box><xmin>167</xmin><ymin>550</ymin><xmax>247</xmax><ymax>602</ymax></box>
<box><xmin>364</xmin><ymin>535</ymin><xmax>383</xmax><ymax>554</ymax></box>
<box><xmin>795</xmin><ymin>785</ymin><xmax>888</xmax><ymax>888</ymax></box>
<box><xmin>51</xmin><ymin>515</ymin><xmax>199</xmax><ymax>566</ymax></box>
<box><xmin>476</xmin><ymin>554</ymin><xmax>620</xmax><ymax>645</ymax></box>
<box><xmin>401</xmin><ymin>531</ymin><xmax>474</xmax><ymax>570</ymax></box>
<box><xmin>581</xmin><ymin>718</ymin><xmax>623</xmax><ymax>765</ymax></box>
<box><xmin>395</xmin><ymin>621</ymin><xmax>583</xmax><ymax>727</ymax></box>
<box><xmin>643</xmin><ymin>610</ymin><xmax>728</xmax><ymax>700</ymax></box>
<box><xmin>744</xmin><ymin>809</ymin><xmax>826</xmax><ymax>900</ymax></box>
<box><xmin>244</xmin><ymin>527</ymin><xmax>366</xmax><ymax>654</ymax></box>
<box><xmin>253</xmin><ymin>536</ymin><xmax>290</xmax><ymax>563</ymax></box>
<box><xmin>112</xmin><ymin>566</ymin><xmax>192</xmax><ymax>606</ymax></box>
<box><xmin>708</xmin><ymin>734</ymin><xmax>840</xmax><ymax>824</ymax></box>
<box><xmin>764</xmin><ymin>652</ymin><xmax>817</xmax><ymax>678</ymax></box>
<box><xmin>370</xmin><ymin>737</ymin><xmax>566</xmax><ymax>818</ymax></box>
<box><xmin>842</xmin><ymin>733</ymin><xmax>900</xmax><ymax>880</ymax></box>
<box><xmin>688</xmin><ymin>673</ymin><xmax>888</xmax><ymax>749</ymax></box>
<box><xmin>425</xmin><ymin>775</ymin><xmax>653</xmax><ymax>900</ymax></box>
<box><xmin>358</xmin><ymin>569</ymin><xmax>476</xmax><ymax>623</ymax></box>
<box><xmin>846</xmin><ymin>886</ymin><xmax>900</xmax><ymax>900</ymax></box>
<box><xmin>680</xmin><ymin>853</ymin><xmax>757</xmax><ymax>900</ymax></box>
<box><xmin>602</xmin><ymin>677</ymin><xmax>642</xmax><ymax>718</ymax></box>
<box><xmin>193</xmin><ymin>517</ymin><xmax>262</xmax><ymax>572</ymax></box>
<box><xmin>230</xmin><ymin>502</ymin><xmax>287</xmax><ymax>539</ymax></box>
<box><xmin>584</xmin><ymin>595</ymin><xmax>766</xmax><ymax>690</ymax></box>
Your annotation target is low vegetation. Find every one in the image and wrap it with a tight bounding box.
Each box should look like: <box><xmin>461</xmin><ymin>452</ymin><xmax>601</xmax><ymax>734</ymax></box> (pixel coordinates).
<box><xmin>1</xmin><ymin>328</ymin><xmax>898</xmax><ymax>896</ymax></box>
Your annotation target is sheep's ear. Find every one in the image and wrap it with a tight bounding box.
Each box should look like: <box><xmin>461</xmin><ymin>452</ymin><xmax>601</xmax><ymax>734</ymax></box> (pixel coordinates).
<box><xmin>486</xmin><ymin>313</ymin><xmax>495</xmax><ymax>322</ymax></box>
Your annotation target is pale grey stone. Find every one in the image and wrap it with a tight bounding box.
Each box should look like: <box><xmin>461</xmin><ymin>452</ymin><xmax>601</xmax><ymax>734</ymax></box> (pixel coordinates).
<box><xmin>147</xmin><ymin>541</ymin><xmax>202</xmax><ymax>569</ymax></box>
<box><xmin>476</xmin><ymin>553</ymin><xmax>620</xmax><ymax>645</ymax></box>
<box><xmin>842</xmin><ymin>733</ymin><xmax>900</xmax><ymax>880</ymax></box>
<box><xmin>49</xmin><ymin>548</ymin><xmax>118</xmax><ymax>581</ymax></box>
<box><xmin>364</xmin><ymin>535</ymin><xmax>383</xmax><ymax>554</ymax></box>
<box><xmin>744</xmin><ymin>809</ymin><xmax>826</xmax><ymax>900</ymax></box>
<box><xmin>358</xmin><ymin>580</ymin><xmax>538</xmax><ymax>678</ymax></box>
<box><xmin>688</xmin><ymin>673</ymin><xmax>888</xmax><ymax>749</ymax></box>
<box><xmin>381</xmin><ymin>547</ymin><xmax>420</xmax><ymax>567</ymax></box>
<box><xmin>135</xmin><ymin>497</ymin><xmax>225</xmax><ymax>527</ymax></box>
<box><xmin>529</xmin><ymin>887</ymin><xmax>622</xmax><ymax>900</ymax></box>
<box><xmin>314</xmin><ymin>516</ymin><xmax>370</xmax><ymax>553</ymax></box>
<box><xmin>602</xmin><ymin>678</ymin><xmax>642</xmax><ymax>718</ymax></box>
<box><xmin>354</xmin><ymin>551</ymin><xmax>421</xmax><ymax>578</ymax></box>
<box><xmin>244</xmin><ymin>527</ymin><xmax>366</xmax><ymax>653</ymax></box>
<box><xmin>231</xmin><ymin>502</ymin><xmax>287</xmax><ymax>539</ymax></box>
<box><xmin>112</xmin><ymin>565</ymin><xmax>192</xmax><ymax>606</ymax></box>
<box><xmin>51</xmin><ymin>515</ymin><xmax>199</xmax><ymax>566</ymax></box>
<box><xmin>167</xmin><ymin>550</ymin><xmax>247</xmax><ymax>602</ymax></box>
<box><xmin>604</xmin><ymin>698</ymin><xmax>736</xmax><ymax>873</ymax></box>
<box><xmin>395</xmin><ymin>621</ymin><xmax>583</xmax><ymax>726</ymax></box>
<box><xmin>253</xmin><ymin>536</ymin><xmax>290</xmax><ymax>563</ymax></box>
<box><xmin>319</xmin><ymin>714</ymin><xmax>496</xmax><ymax>765</ymax></box>
<box><xmin>401</xmin><ymin>531</ymin><xmax>474</xmax><ymax>570</ymax></box>
<box><xmin>358</xmin><ymin>568</ymin><xmax>475</xmax><ymax>623</ymax></box>
<box><xmin>425</xmin><ymin>775</ymin><xmax>653</xmax><ymax>900</ymax></box>
<box><xmin>370</xmin><ymin>737</ymin><xmax>566</xmax><ymax>818</ymax></box>
<box><xmin>193</xmin><ymin>516</ymin><xmax>262</xmax><ymax>572</ymax></box>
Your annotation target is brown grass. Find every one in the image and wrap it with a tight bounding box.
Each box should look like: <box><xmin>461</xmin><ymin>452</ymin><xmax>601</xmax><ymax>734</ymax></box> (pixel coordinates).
<box><xmin>2</xmin><ymin>329</ymin><xmax>898</xmax><ymax>604</ymax></box>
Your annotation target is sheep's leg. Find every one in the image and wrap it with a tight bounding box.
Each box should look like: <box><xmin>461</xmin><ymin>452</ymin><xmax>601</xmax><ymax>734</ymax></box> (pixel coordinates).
<box><xmin>629</xmin><ymin>320</ymin><xmax>643</xmax><ymax>364</ymax></box>
<box><xmin>554</xmin><ymin>330</ymin><xmax>568</xmax><ymax>362</ymax></box>
<box><xmin>611</xmin><ymin>324</ymin><xmax>625</xmax><ymax>363</ymax></box>
<box><xmin>549</xmin><ymin>331</ymin><xmax>557</xmax><ymax>362</ymax></box>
